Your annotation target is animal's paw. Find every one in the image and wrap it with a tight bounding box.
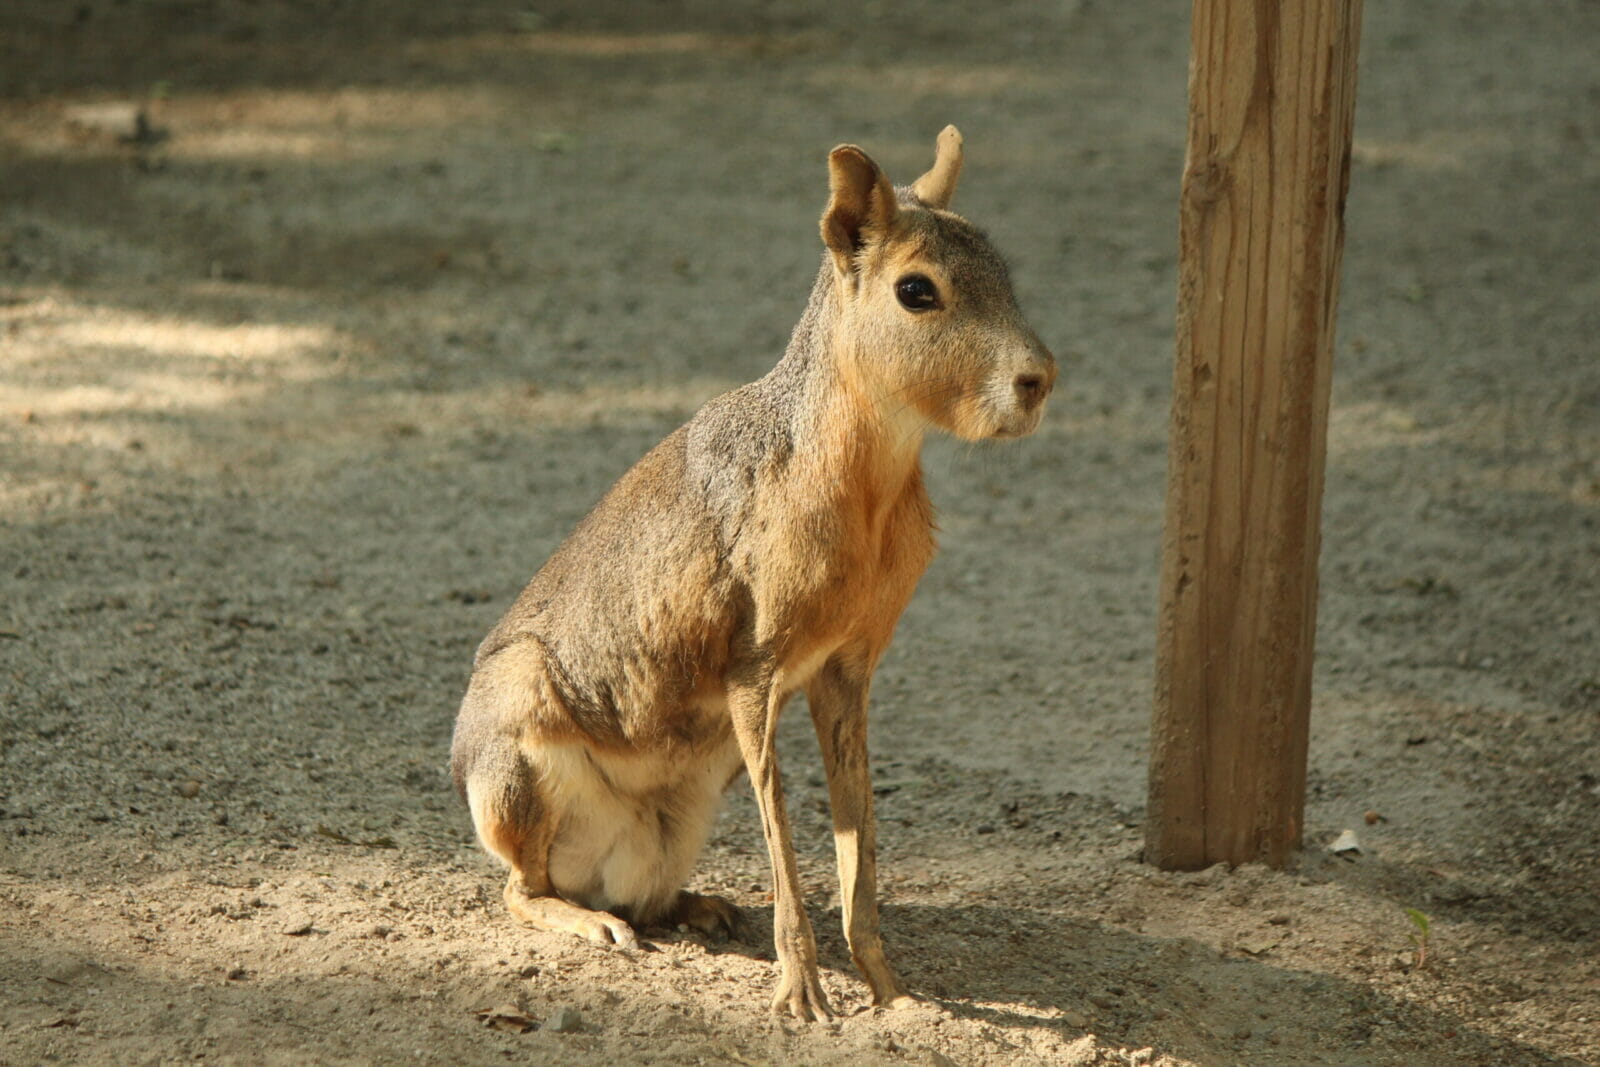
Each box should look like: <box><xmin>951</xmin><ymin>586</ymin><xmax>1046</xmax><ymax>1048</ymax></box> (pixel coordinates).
<box><xmin>503</xmin><ymin>880</ymin><xmax>638</xmax><ymax>950</ymax></box>
<box><xmin>671</xmin><ymin>891</ymin><xmax>748</xmax><ymax>942</ymax></box>
<box><xmin>770</xmin><ymin>965</ymin><xmax>834</xmax><ymax>1022</ymax></box>
<box><xmin>875</xmin><ymin>992</ymin><xmax>920</xmax><ymax>1012</ymax></box>
<box><xmin>573</xmin><ymin>911</ymin><xmax>638</xmax><ymax>949</ymax></box>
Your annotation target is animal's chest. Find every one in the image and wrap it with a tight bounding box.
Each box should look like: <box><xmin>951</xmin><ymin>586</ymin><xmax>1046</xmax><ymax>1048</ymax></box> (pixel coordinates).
<box><xmin>744</xmin><ymin>483</ymin><xmax>936</xmax><ymax>664</ymax></box>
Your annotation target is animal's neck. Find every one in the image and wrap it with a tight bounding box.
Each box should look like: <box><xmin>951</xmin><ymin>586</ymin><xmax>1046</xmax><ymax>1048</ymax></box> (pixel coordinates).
<box><xmin>773</xmin><ymin>264</ymin><xmax>928</xmax><ymax>509</ymax></box>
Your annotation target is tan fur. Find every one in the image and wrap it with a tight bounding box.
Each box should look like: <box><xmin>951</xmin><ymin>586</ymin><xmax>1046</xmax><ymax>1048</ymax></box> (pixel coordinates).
<box><xmin>450</xmin><ymin>127</ymin><xmax>1056</xmax><ymax>1019</ymax></box>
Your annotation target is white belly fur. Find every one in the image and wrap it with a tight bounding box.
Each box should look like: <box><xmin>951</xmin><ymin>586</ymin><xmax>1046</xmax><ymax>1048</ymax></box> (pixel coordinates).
<box><xmin>531</xmin><ymin>650</ymin><xmax>833</xmax><ymax>922</ymax></box>
<box><xmin>533</xmin><ymin>731</ymin><xmax>744</xmax><ymax>922</ymax></box>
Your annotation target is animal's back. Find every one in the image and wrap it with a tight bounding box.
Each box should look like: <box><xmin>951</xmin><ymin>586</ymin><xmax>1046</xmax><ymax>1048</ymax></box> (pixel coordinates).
<box><xmin>466</xmin><ymin>376</ymin><xmax>798</xmax><ymax>753</ymax></box>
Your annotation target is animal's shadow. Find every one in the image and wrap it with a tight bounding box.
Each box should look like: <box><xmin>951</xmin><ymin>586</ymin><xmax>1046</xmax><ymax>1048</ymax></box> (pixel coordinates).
<box><xmin>648</xmin><ymin>896</ymin><xmax>1577</xmax><ymax>1066</ymax></box>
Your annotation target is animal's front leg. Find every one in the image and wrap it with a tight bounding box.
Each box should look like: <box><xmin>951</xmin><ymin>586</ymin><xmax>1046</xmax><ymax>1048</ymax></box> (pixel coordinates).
<box><xmin>808</xmin><ymin>660</ymin><xmax>912</xmax><ymax>1008</ymax></box>
<box><xmin>728</xmin><ymin>678</ymin><xmax>832</xmax><ymax>1021</ymax></box>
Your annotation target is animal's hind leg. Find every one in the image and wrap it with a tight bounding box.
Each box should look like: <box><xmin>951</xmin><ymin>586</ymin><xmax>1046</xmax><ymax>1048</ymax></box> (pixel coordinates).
<box><xmin>465</xmin><ymin>757</ymin><xmax>637</xmax><ymax>948</ymax></box>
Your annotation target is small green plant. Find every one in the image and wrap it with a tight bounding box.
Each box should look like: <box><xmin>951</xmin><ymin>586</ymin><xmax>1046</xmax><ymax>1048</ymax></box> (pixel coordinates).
<box><xmin>1405</xmin><ymin>907</ymin><xmax>1432</xmax><ymax>971</ymax></box>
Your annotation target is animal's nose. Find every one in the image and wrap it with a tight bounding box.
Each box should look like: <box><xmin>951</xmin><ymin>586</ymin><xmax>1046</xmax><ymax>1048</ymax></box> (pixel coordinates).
<box><xmin>1014</xmin><ymin>372</ymin><xmax>1052</xmax><ymax>410</ymax></box>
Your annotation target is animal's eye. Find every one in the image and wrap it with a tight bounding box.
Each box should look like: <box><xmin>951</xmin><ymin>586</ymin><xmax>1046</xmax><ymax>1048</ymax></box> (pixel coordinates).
<box><xmin>894</xmin><ymin>274</ymin><xmax>940</xmax><ymax>311</ymax></box>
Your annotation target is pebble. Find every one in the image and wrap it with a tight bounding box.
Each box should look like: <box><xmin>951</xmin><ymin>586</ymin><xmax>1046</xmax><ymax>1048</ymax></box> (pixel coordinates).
<box><xmin>177</xmin><ymin>779</ymin><xmax>201</xmax><ymax>799</ymax></box>
<box><xmin>1329</xmin><ymin>828</ymin><xmax>1362</xmax><ymax>855</ymax></box>
<box><xmin>544</xmin><ymin>1006</ymin><xmax>582</xmax><ymax>1033</ymax></box>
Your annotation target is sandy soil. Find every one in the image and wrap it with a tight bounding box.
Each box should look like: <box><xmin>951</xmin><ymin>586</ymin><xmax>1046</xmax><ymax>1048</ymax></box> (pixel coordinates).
<box><xmin>3</xmin><ymin>1</ymin><xmax>1598</xmax><ymax>1063</ymax></box>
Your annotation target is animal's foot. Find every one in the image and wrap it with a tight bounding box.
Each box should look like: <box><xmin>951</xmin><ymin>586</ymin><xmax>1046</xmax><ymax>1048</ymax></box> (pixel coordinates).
<box><xmin>875</xmin><ymin>992</ymin><xmax>920</xmax><ymax>1011</ymax></box>
<box><xmin>503</xmin><ymin>880</ymin><xmax>637</xmax><ymax>949</ymax></box>
<box><xmin>567</xmin><ymin>909</ymin><xmax>639</xmax><ymax>949</ymax></box>
<box><xmin>852</xmin><ymin>945</ymin><xmax>913</xmax><ymax>1010</ymax></box>
<box><xmin>770</xmin><ymin>965</ymin><xmax>834</xmax><ymax>1022</ymax></box>
<box><xmin>671</xmin><ymin>891</ymin><xmax>748</xmax><ymax>942</ymax></box>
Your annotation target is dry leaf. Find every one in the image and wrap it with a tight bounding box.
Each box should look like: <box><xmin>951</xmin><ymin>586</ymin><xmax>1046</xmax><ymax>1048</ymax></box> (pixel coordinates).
<box><xmin>474</xmin><ymin>1003</ymin><xmax>536</xmax><ymax>1034</ymax></box>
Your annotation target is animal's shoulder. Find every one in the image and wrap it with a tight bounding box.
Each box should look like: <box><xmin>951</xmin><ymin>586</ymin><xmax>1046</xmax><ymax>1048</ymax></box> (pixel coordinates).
<box><xmin>683</xmin><ymin>379</ymin><xmax>796</xmax><ymax>512</ymax></box>
<box><xmin>473</xmin><ymin>382</ymin><xmax>789</xmax><ymax>663</ymax></box>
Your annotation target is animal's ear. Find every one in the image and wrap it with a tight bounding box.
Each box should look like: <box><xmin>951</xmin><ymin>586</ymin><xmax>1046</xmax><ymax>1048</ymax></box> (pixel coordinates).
<box><xmin>910</xmin><ymin>125</ymin><xmax>964</xmax><ymax>209</ymax></box>
<box><xmin>821</xmin><ymin>144</ymin><xmax>898</xmax><ymax>278</ymax></box>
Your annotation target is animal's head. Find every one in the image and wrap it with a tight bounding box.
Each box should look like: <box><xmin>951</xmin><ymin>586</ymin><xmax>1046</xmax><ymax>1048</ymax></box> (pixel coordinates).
<box><xmin>820</xmin><ymin>126</ymin><xmax>1057</xmax><ymax>441</ymax></box>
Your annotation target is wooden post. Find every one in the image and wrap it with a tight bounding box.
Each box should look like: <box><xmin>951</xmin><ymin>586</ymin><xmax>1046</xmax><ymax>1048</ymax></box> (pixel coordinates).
<box><xmin>1146</xmin><ymin>0</ymin><xmax>1364</xmax><ymax>870</ymax></box>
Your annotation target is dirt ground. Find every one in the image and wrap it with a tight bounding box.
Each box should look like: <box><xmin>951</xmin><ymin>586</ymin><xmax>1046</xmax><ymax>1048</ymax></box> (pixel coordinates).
<box><xmin>2</xmin><ymin>1</ymin><xmax>1598</xmax><ymax>1064</ymax></box>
